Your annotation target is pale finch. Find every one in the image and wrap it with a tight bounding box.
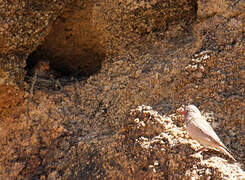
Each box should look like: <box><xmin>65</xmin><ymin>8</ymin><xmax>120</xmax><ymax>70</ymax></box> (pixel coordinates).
<box><xmin>181</xmin><ymin>105</ymin><xmax>236</xmax><ymax>161</ymax></box>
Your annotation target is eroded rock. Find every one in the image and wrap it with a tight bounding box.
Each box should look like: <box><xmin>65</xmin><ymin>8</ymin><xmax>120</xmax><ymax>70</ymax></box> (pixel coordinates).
<box><xmin>0</xmin><ymin>0</ymin><xmax>244</xmax><ymax>179</ymax></box>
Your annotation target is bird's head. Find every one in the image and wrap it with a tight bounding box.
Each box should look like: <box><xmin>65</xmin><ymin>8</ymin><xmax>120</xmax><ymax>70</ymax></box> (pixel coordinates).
<box><xmin>36</xmin><ymin>61</ymin><xmax>50</xmax><ymax>72</ymax></box>
<box><xmin>178</xmin><ymin>104</ymin><xmax>201</xmax><ymax>117</ymax></box>
<box><xmin>184</xmin><ymin>104</ymin><xmax>201</xmax><ymax>116</ymax></box>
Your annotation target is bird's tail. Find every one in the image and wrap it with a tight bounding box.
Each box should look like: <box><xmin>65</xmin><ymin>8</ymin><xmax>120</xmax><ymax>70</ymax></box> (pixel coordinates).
<box><xmin>216</xmin><ymin>145</ymin><xmax>236</xmax><ymax>162</ymax></box>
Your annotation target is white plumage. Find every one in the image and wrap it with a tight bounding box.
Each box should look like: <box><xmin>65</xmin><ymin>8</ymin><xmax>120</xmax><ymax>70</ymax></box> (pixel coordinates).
<box><xmin>183</xmin><ymin>105</ymin><xmax>236</xmax><ymax>161</ymax></box>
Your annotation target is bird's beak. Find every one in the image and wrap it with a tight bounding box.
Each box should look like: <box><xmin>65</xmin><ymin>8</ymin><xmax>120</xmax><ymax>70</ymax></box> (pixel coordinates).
<box><xmin>177</xmin><ymin>107</ymin><xmax>185</xmax><ymax>116</ymax></box>
<box><xmin>44</xmin><ymin>64</ymin><xmax>50</xmax><ymax>70</ymax></box>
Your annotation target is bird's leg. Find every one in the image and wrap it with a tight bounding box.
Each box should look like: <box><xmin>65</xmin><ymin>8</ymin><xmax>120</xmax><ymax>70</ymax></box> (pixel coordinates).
<box><xmin>187</xmin><ymin>147</ymin><xmax>206</xmax><ymax>158</ymax></box>
<box><xmin>54</xmin><ymin>79</ymin><xmax>62</xmax><ymax>90</ymax></box>
<box><xmin>27</xmin><ymin>70</ymin><xmax>38</xmax><ymax>121</ymax></box>
<box><xmin>195</xmin><ymin>147</ymin><xmax>206</xmax><ymax>154</ymax></box>
<box><xmin>50</xmin><ymin>74</ymin><xmax>63</xmax><ymax>90</ymax></box>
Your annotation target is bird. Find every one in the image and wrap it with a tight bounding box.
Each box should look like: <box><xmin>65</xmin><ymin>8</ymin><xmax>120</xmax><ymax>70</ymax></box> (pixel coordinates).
<box><xmin>31</xmin><ymin>60</ymin><xmax>50</xmax><ymax>77</ymax></box>
<box><xmin>27</xmin><ymin>60</ymin><xmax>50</xmax><ymax>120</ymax></box>
<box><xmin>180</xmin><ymin>104</ymin><xmax>236</xmax><ymax>161</ymax></box>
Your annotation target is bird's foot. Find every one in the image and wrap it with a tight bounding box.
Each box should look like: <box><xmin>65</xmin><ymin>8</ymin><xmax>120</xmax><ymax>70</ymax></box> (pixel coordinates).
<box><xmin>195</xmin><ymin>147</ymin><xmax>206</xmax><ymax>154</ymax></box>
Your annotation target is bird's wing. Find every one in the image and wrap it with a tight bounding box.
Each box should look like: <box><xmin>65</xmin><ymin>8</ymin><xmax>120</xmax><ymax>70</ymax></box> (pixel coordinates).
<box><xmin>192</xmin><ymin>114</ymin><xmax>227</xmax><ymax>148</ymax></box>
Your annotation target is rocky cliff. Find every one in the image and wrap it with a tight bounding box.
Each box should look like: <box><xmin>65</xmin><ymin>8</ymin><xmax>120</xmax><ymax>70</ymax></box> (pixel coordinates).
<box><xmin>0</xmin><ymin>0</ymin><xmax>244</xmax><ymax>179</ymax></box>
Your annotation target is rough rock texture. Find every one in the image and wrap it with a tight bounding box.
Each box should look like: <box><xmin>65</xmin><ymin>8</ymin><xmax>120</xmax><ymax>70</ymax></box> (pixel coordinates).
<box><xmin>27</xmin><ymin>0</ymin><xmax>197</xmax><ymax>75</ymax></box>
<box><xmin>128</xmin><ymin>106</ymin><xmax>244</xmax><ymax>179</ymax></box>
<box><xmin>0</xmin><ymin>0</ymin><xmax>71</xmax><ymax>86</ymax></box>
<box><xmin>0</xmin><ymin>0</ymin><xmax>71</xmax><ymax>116</ymax></box>
<box><xmin>0</xmin><ymin>0</ymin><xmax>245</xmax><ymax>179</ymax></box>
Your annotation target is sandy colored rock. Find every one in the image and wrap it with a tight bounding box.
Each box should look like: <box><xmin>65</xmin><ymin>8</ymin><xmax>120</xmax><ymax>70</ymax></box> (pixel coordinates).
<box><xmin>0</xmin><ymin>0</ymin><xmax>244</xmax><ymax>179</ymax></box>
<box><xmin>0</xmin><ymin>0</ymin><xmax>71</xmax><ymax>86</ymax></box>
<box><xmin>28</xmin><ymin>0</ymin><xmax>197</xmax><ymax>75</ymax></box>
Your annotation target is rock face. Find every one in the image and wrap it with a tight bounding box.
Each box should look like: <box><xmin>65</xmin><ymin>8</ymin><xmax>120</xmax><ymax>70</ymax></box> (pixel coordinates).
<box><xmin>27</xmin><ymin>0</ymin><xmax>197</xmax><ymax>75</ymax></box>
<box><xmin>0</xmin><ymin>0</ymin><xmax>245</xmax><ymax>179</ymax></box>
<box><xmin>0</xmin><ymin>0</ymin><xmax>71</xmax><ymax>117</ymax></box>
<box><xmin>0</xmin><ymin>0</ymin><xmax>71</xmax><ymax>86</ymax></box>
